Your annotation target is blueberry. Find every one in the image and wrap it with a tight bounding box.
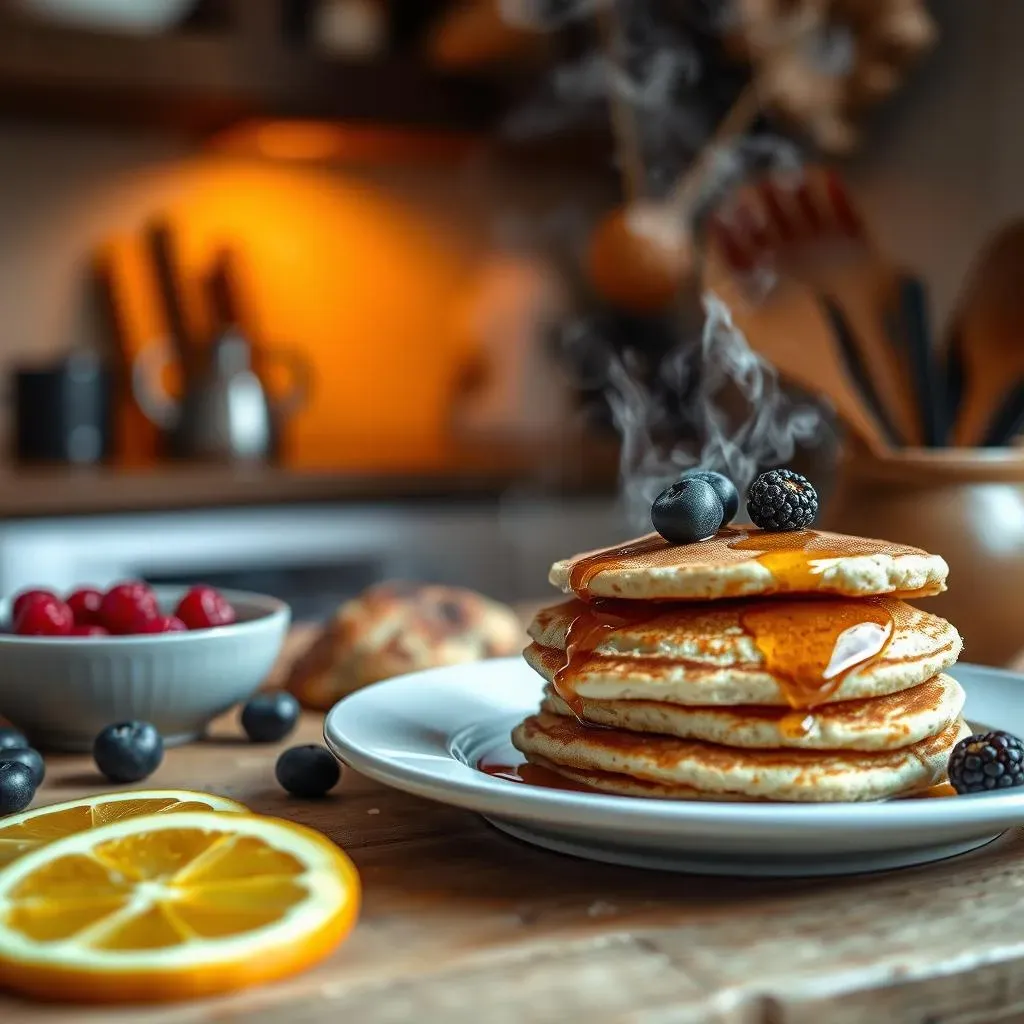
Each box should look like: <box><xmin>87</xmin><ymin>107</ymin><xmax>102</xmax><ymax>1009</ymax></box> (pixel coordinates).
<box><xmin>1</xmin><ymin>747</ymin><xmax>44</xmax><ymax>788</ymax></box>
<box><xmin>0</xmin><ymin>761</ymin><xmax>35</xmax><ymax>815</ymax></box>
<box><xmin>241</xmin><ymin>692</ymin><xmax>300</xmax><ymax>744</ymax></box>
<box><xmin>652</xmin><ymin>478</ymin><xmax>725</xmax><ymax>544</ymax></box>
<box><xmin>0</xmin><ymin>727</ymin><xmax>28</xmax><ymax>752</ymax></box>
<box><xmin>93</xmin><ymin>721</ymin><xmax>164</xmax><ymax>784</ymax></box>
<box><xmin>680</xmin><ymin>469</ymin><xmax>739</xmax><ymax>525</ymax></box>
<box><xmin>275</xmin><ymin>745</ymin><xmax>340</xmax><ymax>798</ymax></box>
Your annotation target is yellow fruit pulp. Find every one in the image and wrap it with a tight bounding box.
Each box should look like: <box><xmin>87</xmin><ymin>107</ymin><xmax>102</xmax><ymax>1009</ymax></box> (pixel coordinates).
<box><xmin>0</xmin><ymin>790</ymin><xmax>247</xmax><ymax>869</ymax></box>
<box><xmin>0</xmin><ymin>810</ymin><xmax>359</xmax><ymax>1002</ymax></box>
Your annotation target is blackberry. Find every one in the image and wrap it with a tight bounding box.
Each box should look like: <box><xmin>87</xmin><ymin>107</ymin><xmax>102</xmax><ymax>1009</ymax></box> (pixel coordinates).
<box><xmin>948</xmin><ymin>731</ymin><xmax>1024</xmax><ymax>794</ymax></box>
<box><xmin>746</xmin><ymin>469</ymin><xmax>819</xmax><ymax>531</ymax></box>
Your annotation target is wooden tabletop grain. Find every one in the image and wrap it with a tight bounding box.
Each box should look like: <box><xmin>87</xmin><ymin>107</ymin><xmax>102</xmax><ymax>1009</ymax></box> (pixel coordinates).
<box><xmin>5</xmin><ymin>618</ymin><xmax>1024</xmax><ymax>1024</ymax></box>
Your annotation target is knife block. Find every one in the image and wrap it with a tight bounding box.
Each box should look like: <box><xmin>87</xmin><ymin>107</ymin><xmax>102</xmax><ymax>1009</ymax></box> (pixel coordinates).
<box><xmin>824</xmin><ymin>447</ymin><xmax>1024</xmax><ymax>667</ymax></box>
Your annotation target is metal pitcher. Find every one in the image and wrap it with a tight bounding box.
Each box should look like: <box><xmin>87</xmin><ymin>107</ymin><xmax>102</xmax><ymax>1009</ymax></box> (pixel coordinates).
<box><xmin>132</xmin><ymin>330</ymin><xmax>310</xmax><ymax>462</ymax></box>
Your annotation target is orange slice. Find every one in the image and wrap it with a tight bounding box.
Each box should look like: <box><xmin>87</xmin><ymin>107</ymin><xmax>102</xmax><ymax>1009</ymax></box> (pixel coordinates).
<box><xmin>0</xmin><ymin>811</ymin><xmax>360</xmax><ymax>1003</ymax></box>
<box><xmin>0</xmin><ymin>790</ymin><xmax>247</xmax><ymax>869</ymax></box>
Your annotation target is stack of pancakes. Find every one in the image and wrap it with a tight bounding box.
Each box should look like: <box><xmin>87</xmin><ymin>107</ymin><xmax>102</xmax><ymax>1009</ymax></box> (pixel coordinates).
<box><xmin>512</xmin><ymin>527</ymin><xmax>968</xmax><ymax>802</ymax></box>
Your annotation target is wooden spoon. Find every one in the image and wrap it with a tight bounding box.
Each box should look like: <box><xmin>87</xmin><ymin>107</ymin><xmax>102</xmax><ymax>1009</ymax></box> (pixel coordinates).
<box><xmin>705</xmin><ymin>167</ymin><xmax>924</xmax><ymax>447</ymax></box>
<box><xmin>703</xmin><ymin>221</ymin><xmax>894</xmax><ymax>455</ymax></box>
<box><xmin>948</xmin><ymin>219</ymin><xmax>1024</xmax><ymax>446</ymax></box>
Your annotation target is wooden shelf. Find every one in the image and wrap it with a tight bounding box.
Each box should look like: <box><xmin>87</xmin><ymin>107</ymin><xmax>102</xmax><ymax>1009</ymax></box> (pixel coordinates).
<box><xmin>0</xmin><ymin>17</ymin><xmax>506</xmax><ymax>134</ymax></box>
<box><xmin>0</xmin><ymin>436</ymin><xmax>619</xmax><ymax>518</ymax></box>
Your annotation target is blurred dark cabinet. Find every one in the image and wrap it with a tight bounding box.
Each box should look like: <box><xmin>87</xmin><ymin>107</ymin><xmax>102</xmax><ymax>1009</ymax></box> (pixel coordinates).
<box><xmin>0</xmin><ymin>1</ymin><xmax>502</xmax><ymax>134</ymax></box>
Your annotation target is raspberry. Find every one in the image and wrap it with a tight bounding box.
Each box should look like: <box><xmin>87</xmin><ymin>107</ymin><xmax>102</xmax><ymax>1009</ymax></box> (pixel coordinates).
<box><xmin>100</xmin><ymin>582</ymin><xmax>158</xmax><ymax>635</ymax></box>
<box><xmin>15</xmin><ymin>596</ymin><xmax>73</xmax><ymax>636</ymax></box>
<box><xmin>138</xmin><ymin>615</ymin><xmax>187</xmax><ymax>634</ymax></box>
<box><xmin>12</xmin><ymin>589</ymin><xmax>57</xmax><ymax>622</ymax></box>
<box><xmin>67</xmin><ymin>587</ymin><xmax>104</xmax><ymax>626</ymax></box>
<box><xmin>174</xmin><ymin>586</ymin><xmax>236</xmax><ymax>630</ymax></box>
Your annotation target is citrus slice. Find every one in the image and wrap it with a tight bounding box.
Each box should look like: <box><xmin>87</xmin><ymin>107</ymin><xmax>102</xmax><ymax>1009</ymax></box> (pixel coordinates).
<box><xmin>0</xmin><ymin>790</ymin><xmax>247</xmax><ymax>869</ymax></box>
<box><xmin>0</xmin><ymin>811</ymin><xmax>360</xmax><ymax>1003</ymax></box>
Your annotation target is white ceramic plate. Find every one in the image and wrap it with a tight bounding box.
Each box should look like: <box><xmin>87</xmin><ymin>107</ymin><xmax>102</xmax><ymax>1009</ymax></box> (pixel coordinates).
<box><xmin>324</xmin><ymin>658</ymin><xmax>1024</xmax><ymax>876</ymax></box>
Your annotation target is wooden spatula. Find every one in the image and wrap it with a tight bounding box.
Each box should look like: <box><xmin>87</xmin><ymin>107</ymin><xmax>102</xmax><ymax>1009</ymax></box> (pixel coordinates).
<box><xmin>705</xmin><ymin>166</ymin><xmax>925</xmax><ymax>447</ymax></box>
<box><xmin>702</xmin><ymin>221</ymin><xmax>894</xmax><ymax>455</ymax></box>
<box><xmin>947</xmin><ymin>219</ymin><xmax>1024</xmax><ymax>446</ymax></box>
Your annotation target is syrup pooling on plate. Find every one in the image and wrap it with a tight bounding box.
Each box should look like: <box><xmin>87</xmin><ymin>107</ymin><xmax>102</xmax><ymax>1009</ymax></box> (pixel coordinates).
<box><xmin>902</xmin><ymin>782</ymin><xmax>957</xmax><ymax>799</ymax></box>
<box><xmin>739</xmin><ymin>598</ymin><xmax>896</xmax><ymax>710</ymax></box>
<box><xmin>477</xmin><ymin>759</ymin><xmax>599</xmax><ymax>793</ymax></box>
<box><xmin>554</xmin><ymin>601</ymin><xmax>656</xmax><ymax>719</ymax></box>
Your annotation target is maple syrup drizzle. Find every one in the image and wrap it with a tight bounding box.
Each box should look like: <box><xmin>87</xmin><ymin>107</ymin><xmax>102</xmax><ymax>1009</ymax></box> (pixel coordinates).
<box><xmin>554</xmin><ymin>601</ymin><xmax>655</xmax><ymax>720</ymax></box>
<box><xmin>730</xmin><ymin>530</ymin><xmax>858</xmax><ymax>591</ymax></box>
<box><xmin>556</xmin><ymin>527</ymin><xmax>912</xmax><ymax>743</ymax></box>
<box><xmin>565</xmin><ymin>529</ymin><xmax>912</xmax><ymax>602</ymax></box>
<box><xmin>778</xmin><ymin>713</ymin><xmax>816</xmax><ymax>740</ymax></box>
<box><xmin>739</xmin><ymin>598</ymin><xmax>894</xmax><ymax>711</ymax></box>
<box><xmin>567</xmin><ymin>534</ymin><xmax>669</xmax><ymax>601</ymax></box>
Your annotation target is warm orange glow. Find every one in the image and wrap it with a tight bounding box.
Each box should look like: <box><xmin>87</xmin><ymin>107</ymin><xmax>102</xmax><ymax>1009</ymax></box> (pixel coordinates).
<box><xmin>209</xmin><ymin>121</ymin><xmax>478</xmax><ymax>166</ymax></box>
<box><xmin>252</xmin><ymin>122</ymin><xmax>346</xmax><ymax>163</ymax></box>
<box><xmin>106</xmin><ymin>157</ymin><xmax>480</xmax><ymax>469</ymax></box>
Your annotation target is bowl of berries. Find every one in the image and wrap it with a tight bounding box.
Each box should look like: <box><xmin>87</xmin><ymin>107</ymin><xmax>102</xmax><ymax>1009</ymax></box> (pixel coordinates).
<box><xmin>0</xmin><ymin>581</ymin><xmax>290</xmax><ymax>751</ymax></box>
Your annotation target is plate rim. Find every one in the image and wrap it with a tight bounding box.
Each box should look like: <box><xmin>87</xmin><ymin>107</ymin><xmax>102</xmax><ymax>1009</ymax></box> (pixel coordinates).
<box><xmin>323</xmin><ymin>657</ymin><xmax>1024</xmax><ymax>835</ymax></box>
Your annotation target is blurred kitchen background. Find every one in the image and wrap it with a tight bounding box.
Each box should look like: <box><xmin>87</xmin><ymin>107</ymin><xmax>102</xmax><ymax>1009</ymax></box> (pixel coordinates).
<box><xmin>0</xmin><ymin>0</ymin><xmax>1020</xmax><ymax>639</ymax></box>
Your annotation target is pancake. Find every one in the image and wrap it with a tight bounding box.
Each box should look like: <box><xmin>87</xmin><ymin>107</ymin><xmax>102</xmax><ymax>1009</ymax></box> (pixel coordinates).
<box><xmin>524</xmin><ymin>597</ymin><xmax>962</xmax><ymax>707</ymax></box>
<box><xmin>511</xmin><ymin>712</ymin><xmax>970</xmax><ymax>802</ymax></box>
<box><xmin>549</xmin><ymin>527</ymin><xmax>948</xmax><ymax>602</ymax></box>
<box><xmin>522</xmin><ymin>753</ymin><xmax>760</xmax><ymax>801</ymax></box>
<box><xmin>539</xmin><ymin>673</ymin><xmax>965</xmax><ymax>751</ymax></box>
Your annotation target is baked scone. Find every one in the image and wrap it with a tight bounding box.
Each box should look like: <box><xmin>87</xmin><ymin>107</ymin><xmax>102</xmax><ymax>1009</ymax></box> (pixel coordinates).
<box><xmin>286</xmin><ymin>581</ymin><xmax>524</xmax><ymax>710</ymax></box>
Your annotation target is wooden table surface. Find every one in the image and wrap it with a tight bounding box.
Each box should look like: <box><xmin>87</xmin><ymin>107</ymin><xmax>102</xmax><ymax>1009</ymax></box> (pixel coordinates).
<box><xmin>2</xmin><ymin>709</ymin><xmax>1023</xmax><ymax>1024</ymax></box>
<box><xmin>5</xmin><ymin>609</ymin><xmax>1024</xmax><ymax>1024</ymax></box>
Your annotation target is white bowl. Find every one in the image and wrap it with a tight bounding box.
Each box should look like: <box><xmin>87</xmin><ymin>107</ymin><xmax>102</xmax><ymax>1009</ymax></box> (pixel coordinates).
<box><xmin>0</xmin><ymin>586</ymin><xmax>290</xmax><ymax>752</ymax></box>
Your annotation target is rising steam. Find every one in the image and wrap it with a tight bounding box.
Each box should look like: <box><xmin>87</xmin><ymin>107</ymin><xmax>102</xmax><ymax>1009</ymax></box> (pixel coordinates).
<box><xmin>567</xmin><ymin>294</ymin><xmax>821</xmax><ymax>529</ymax></box>
<box><xmin>498</xmin><ymin>0</ymin><xmax>826</xmax><ymax>527</ymax></box>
